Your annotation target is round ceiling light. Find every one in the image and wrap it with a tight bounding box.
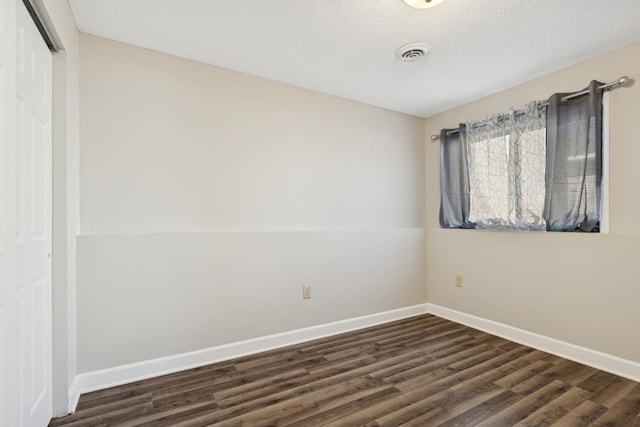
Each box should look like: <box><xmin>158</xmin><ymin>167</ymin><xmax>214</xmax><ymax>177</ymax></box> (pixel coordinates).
<box><xmin>402</xmin><ymin>0</ymin><xmax>445</xmax><ymax>9</ymax></box>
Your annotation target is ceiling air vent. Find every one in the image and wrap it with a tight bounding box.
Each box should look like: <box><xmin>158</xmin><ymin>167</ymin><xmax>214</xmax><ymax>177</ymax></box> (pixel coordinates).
<box><xmin>395</xmin><ymin>43</ymin><xmax>431</xmax><ymax>62</ymax></box>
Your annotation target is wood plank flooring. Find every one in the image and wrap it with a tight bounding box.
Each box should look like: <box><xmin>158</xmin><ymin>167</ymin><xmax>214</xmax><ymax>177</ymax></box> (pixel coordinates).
<box><xmin>49</xmin><ymin>314</ymin><xmax>640</xmax><ymax>426</ymax></box>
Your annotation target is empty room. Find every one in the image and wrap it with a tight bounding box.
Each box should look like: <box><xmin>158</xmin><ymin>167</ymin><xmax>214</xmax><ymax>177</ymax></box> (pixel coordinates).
<box><xmin>1</xmin><ymin>0</ymin><xmax>640</xmax><ymax>426</ymax></box>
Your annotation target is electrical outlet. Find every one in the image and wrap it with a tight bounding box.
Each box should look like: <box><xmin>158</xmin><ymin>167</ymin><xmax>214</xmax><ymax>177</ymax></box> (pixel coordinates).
<box><xmin>455</xmin><ymin>275</ymin><xmax>464</xmax><ymax>287</ymax></box>
<box><xmin>302</xmin><ymin>284</ymin><xmax>312</xmax><ymax>299</ymax></box>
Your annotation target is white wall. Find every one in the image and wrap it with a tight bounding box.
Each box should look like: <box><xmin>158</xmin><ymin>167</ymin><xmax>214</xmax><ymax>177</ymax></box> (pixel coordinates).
<box><xmin>77</xmin><ymin>34</ymin><xmax>426</xmax><ymax>372</ymax></box>
<box><xmin>425</xmin><ymin>42</ymin><xmax>640</xmax><ymax>363</ymax></box>
<box><xmin>77</xmin><ymin>230</ymin><xmax>425</xmax><ymax>372</ymax></box>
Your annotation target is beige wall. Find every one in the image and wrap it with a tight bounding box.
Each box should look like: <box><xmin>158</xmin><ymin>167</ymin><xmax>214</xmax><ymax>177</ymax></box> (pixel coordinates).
<box><xmin>77</xmin><ymin>35</ymin><xmax>426</xmax><ymax>372</ymax></box>
<box><xmin>425</xmin><ymin>42</ymin><xmax>640</xmax><ymax>362</ymax></box>
<box><xmin>80</xmin><ymin>35</ymin><xmax>424</xmax><ymax>234</ymax></box>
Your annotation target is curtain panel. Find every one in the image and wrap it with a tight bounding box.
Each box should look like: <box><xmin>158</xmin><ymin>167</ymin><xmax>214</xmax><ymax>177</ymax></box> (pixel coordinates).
<box><xmin>439</xmin><ymin>127</ymin><xmax>472</xmax><ymax>228</ymax></box>
<box><xmin>544</xmin><ymin>80</ymin><xmax>603</xmax><ymax>232</ymax></box>
<box><xmin>466</xmin><ymin>102</ymin><xmax>547</xmax><ymax>230</ymax></box>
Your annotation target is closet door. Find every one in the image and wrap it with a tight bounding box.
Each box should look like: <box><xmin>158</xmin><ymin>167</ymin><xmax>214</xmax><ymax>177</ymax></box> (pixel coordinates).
<box><xmin>0</xmin><ymin>0</ymin><xmax>19</xmax><ymax>425</ymax></box>
<box><xmin>15</xmin><ymin>1</ymin><xmax>53</xmax><ymax>425</ymax></box>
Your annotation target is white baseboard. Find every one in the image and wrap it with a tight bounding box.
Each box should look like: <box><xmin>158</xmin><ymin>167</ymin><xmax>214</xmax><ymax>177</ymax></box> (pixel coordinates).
<box><xmin>426</xmin><ymin>303</ymin><xmax>640</xmax><ymax>383</ymax></box>
<box><xmin>71</xmin><ymin>303</ymin><xmax>428</xmax><ymax>411</ymax></box>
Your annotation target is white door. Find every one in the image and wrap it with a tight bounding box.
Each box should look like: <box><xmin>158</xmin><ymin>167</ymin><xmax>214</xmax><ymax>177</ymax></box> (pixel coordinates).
<box><xmin>0</xmin><ymin>0</ymin><xmax>19</xmax><ymax>425</ymax></box>
<box><xmin>15</xmin><ymin>1</ymin><xmax>53</xmax><ymax>426</ymax></box>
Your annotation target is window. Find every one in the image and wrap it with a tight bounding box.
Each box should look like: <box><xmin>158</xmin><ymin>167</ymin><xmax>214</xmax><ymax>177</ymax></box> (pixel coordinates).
<box><xmin>466</xmin><ymin>103</ymin><xmax>546</xmax><ymax>231</ymax></box>
<box><xmin>439</xmin><ymin>81</ymin><xmax>604</xmax><ymax>232</ymax></box>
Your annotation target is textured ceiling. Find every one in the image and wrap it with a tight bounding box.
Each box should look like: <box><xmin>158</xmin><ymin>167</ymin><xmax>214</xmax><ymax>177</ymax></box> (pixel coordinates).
<box><xmin>68</xmin><ymin>0</ymin><xmax>640</xmax><ymax>118</ymax></box>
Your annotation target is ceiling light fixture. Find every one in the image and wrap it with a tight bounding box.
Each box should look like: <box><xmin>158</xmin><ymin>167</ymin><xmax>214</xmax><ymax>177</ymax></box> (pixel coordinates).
<box><xmin>402</xmin><ymin>0</ymin><xmax>445</xmax><ymax>9</ymax></box>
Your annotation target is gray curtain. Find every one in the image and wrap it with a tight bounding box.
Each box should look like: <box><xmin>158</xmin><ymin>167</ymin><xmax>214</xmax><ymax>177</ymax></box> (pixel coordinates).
<box><xmin>544</xmin><ymin>80</ymin><xmax>603</xmax><ymax>232</ymax></box>
<box><xmin>439</xmin><ymin>126</ymin><xmax>472</xmax><ymax>228</ymax></box>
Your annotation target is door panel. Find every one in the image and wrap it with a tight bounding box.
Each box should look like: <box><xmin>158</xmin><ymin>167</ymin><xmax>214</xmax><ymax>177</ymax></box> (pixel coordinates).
<box><xmin>0</xmin><ymin>0</ymin><xmax>17</xmax><ymax>425</ymax></box>
<box><xmin>15</xmin><ymin>2</ymin><xmax>53</xmax><ymax>425</ymax></box>
<box><xmin>1</xmin><ymin>1</ymin><xmax>52</xmax><ymax>424</ymax></box>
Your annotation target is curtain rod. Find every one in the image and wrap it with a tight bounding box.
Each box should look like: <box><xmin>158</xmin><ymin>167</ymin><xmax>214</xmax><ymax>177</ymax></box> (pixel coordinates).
<box><xmin>430</xmin><ymin>76</ymin><xmax>632</xmax><ymax>142</ymax></box>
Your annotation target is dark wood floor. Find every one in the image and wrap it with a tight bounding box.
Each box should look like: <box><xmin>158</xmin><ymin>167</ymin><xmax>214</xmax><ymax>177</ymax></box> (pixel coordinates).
<box><xmin>50</xmin><ymin>314</ymin><xmax>640</xmax><ymax>426</ymax></box>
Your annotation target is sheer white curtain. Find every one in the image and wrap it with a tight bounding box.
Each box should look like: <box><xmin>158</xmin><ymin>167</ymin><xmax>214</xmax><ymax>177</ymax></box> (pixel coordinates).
<box><xmin>466</xmin><ymin>102</ymin><xmax>547</xmax><ymax>230</ymax></box>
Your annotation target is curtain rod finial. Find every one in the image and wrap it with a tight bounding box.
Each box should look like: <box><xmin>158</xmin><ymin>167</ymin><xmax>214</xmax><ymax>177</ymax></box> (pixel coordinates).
<box><xmin>618</xmin><ymin>76</ymin><xmax>632</xmax><ymax>87</ymax></box>
<box><xmin>431</xmin><ymin>134</ymin><xmax>440</xmax><ymax>142</ymax></box>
